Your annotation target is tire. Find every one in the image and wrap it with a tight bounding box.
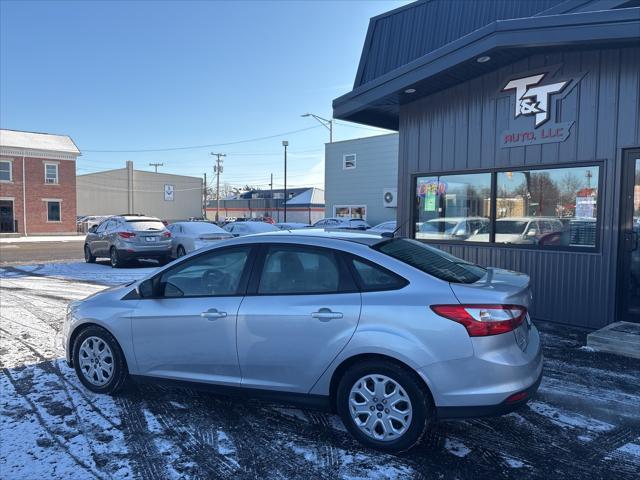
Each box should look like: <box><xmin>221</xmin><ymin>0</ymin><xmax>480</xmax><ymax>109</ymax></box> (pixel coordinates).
<box><xmin>84</xmin><ymin>244</ymin><xmax>96</xmax><ymax>263</ymax></box>
<box><xmin>72</xmin><ymin>325</ymin><xmax>128</xmax><ymax>395</ymax></box>
<box><xmin>177</xmin><ymin>245</ymin><xmax>186</xmax><ymax>258</ymax></box>
<box><xmin>336</xmin><ymin>360</ymin><xmax>433</xmax><ymax>452</ymax></box>
<box><xmin>110</xmin><ymin>247</ymin><xmax>123</xmax><ymax>268</ymax></box>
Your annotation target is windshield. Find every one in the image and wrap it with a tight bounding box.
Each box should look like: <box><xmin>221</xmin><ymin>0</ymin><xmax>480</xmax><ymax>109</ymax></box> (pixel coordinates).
<box><xmin>374</xmin><ymin>238</ymin><xmax>485</xmax><ymax>284</ymax></box>
<box><xmin>420</xmin><ymin>220</ymin><xmax>458</xmax><ymax>234</ymax></box>
<box><xmin>495</xmin><ymin>221</ymin><xmax>528</xmax><ymax>235</ymax></box>
<box><xmin>127</xmin><ymin>220</ymin><xmax>165</xmax><ymax>231</ymax></box>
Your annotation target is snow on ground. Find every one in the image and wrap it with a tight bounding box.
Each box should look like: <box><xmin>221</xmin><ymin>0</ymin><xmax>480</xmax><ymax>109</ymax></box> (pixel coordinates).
<box><xmin>0</xmin><ymin>236</ymin><xmax>85</xmax><ymax>243</ymax></box>
<box><xmin>1</xmin><ymin>262</ymin><xmax>640</xmax><ymax>479</ymax></box>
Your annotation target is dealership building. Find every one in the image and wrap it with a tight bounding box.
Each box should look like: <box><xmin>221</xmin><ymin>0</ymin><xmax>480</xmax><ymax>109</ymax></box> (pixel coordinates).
<box><xmin>333</xmin><ymin>0</ymin><xmax>640</xmax><ymax>329</ymax></box>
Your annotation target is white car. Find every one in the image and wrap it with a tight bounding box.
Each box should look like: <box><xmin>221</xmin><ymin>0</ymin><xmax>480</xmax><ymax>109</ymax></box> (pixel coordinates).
<box><xmin>417</xmin><ymin>217</ymin><xmax>488</xmax><ymax>240</ymax></box>
<box><xmin>223</xmin><ymin>221</ymin><xmax>279</xmax><ymax>237</ymax></box>
<box><xmin>313</xmin><ymin>217</ymin><xmax>371</xmax><ymax>230</ymax></box>
<box><xmin>368</xmin><ymin>221</ymin><xmax>397</xmax><ymax>233</ymax></box>
<box><xmin>167</xmin><ymin>222</ymin><xmax>233</xmax><ymax>257</ymax></box>
<box><xmin>468</xmin><ymin>217</ymin><xmax>564</xmax><ymax>244</ymax></box>
<box><xmin>275</xmin><ymin>222</ymin><xmax>310</xmax><ymax>230</ymax></box>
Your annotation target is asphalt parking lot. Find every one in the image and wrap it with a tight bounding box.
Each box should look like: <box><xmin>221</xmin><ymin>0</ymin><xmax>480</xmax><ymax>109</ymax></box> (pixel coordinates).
<box><xmin>1</xmin><ymin>263</ymin><xmax>639</xmax><ymax>479</ymax></box>
<box><xmin>0</xmin><ymin>239</ymin><xmax>85</xmax><ymax>265</ymax></box>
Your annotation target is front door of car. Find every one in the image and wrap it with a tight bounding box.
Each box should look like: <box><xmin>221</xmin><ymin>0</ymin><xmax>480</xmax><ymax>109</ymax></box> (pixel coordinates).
<box><xmin>237</xmin><ymin>244</ymin><xmax>361</xmax><ymax>393</ymax></box>
<box><xmin>130</xmin><ymin>245</ymin><xmax>255</xmax><ymax>384</ymax></box>
<box><xmin>92</xmin><ymin>220</ymin><xmax>111</xmax><ymax>256</ymax></box>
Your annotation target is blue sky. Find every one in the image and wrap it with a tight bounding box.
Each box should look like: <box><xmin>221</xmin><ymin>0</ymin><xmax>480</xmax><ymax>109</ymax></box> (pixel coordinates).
<box><xmin>1</xmin><ymin>0</ymin><xmax>408</xmax><ymax>190</ymax></box>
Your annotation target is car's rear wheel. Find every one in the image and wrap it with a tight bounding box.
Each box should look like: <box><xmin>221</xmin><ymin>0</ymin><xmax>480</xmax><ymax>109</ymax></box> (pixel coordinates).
<box><xmin>110</xmin><ymin>247</ymin><xmax>122</xmax><ymax>268</ymax></box>
<box><xmin>336</xmin><ymin>360</ymin><xmax>433</xmax><ymax>452</ymax></box>
<box><xmin>72</xmin><ymin>325</ymin><xmax>128</xmax><ymax>395</ymax></box>
<box><xmin>84</xmin><ymin>244</ymin><xmax>96</xmax><ymax>263</ymax></box>
<box><xmin>177</xmin><ymin>245</ymin><xmax>186</xmax><ymax>257</ymax></box>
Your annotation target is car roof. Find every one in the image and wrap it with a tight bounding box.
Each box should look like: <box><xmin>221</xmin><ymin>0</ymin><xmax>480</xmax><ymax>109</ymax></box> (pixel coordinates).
<box><xmin>249</xmin><ymin>228</ymin><xmax>386</xmax><ymax>245</ymax></box>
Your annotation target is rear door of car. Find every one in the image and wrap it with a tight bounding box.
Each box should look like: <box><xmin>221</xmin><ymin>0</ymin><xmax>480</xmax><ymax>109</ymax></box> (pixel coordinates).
<box><xmin>236</xmin><ymin>243</ymin><xmax>361</xmax><ymax>393</ymax></box>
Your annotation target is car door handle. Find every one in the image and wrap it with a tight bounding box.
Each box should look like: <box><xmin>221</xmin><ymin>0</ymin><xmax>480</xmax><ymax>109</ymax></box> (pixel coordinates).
<box><xmin>311</xmin><ymin>309</ymin><xmax>343</xmax><ymax>321</ymax></box>
<box><xmin>201</xmin><ymin>309</ymin><xmax>227</xmax><ymax>320</ymax></box>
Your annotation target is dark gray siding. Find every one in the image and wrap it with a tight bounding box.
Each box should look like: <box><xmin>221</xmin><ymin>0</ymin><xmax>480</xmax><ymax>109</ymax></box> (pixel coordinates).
<box><xmin>356</xmin><ymin>0</ymin><xmax>565</xmax><ymax>87</ymax></box>
<box><xmin>397</xmin><ymin>45</ymin><xmax>640</xmax><ymax>328</ymax></box>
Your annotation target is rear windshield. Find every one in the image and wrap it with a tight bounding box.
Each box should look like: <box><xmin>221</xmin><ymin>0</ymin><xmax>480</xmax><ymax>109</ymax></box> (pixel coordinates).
<box><xmin>420</xmin><ymin>221</ymin><xmax>458</xmax><ymax>233</ymax></box>
<box><xmin>127</xmin><ymin>220</ymin><xmax>165</xmax><ymax>231</ymax></box>
<box><xmin>374</xmin><ymin>238</ymin><xmax>486</xmax><ymax>284</ymax></box>
<box><xmin>184</xmin><ymin>222</ymin><xmax>227</xmax><ymax>234</ymax></box>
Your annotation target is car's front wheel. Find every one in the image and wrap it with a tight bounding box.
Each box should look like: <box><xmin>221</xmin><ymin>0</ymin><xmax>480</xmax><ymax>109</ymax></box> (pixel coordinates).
<box><xmin>72</xmin><ymin>325</ymin><xmax>128</xmax><ymax>394</ymax></box>
<box><xmin>336</xmin><ymin>360</ymin><xmax>433</xmax><ymax>452</ymax></box>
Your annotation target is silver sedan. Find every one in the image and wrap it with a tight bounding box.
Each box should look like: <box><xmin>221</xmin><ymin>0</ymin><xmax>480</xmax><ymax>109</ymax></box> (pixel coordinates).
<box><xmin>64</xmin><ymin>230</ymin><xmax>542</xmax><ymax>452</ymax></box>
<box><xmin>167</xmin><ymin>221</ymin><xmax>233</xmax><ymax>258</ymax></box>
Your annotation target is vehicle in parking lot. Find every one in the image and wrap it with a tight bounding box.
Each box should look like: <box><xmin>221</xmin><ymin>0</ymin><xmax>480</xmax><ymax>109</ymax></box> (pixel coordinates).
<box><xmin>468</xmin><ymin>217</ymin><xmax>564</xmax><ymax>244</ymax></box>
<box><xmin>84</xmin><ymin>215</ymin><xmax>172</xmax><ymax>267</ymax></box>
<box><xmin>368</xmin><ymin>221</ymin><xmax>396</xmax><ymax>233</ymax></box>
<box><xmin>313</xmin><ymin>217</ymin><xmax>371</xmax><ymax>230</ymax></box>
<box><xmin>417</xmin><ymin>217</ymin><xmax>489</xmax><ymax>240</ymax></box>
<box><xmin>275</xmin><ymin>222</ymin><xmax>310</xmax><ymax>230</ymax></box>
<box><xmin>66</xmin><ymin>230</ymin><xmax>542</xmax><ymax>452</ymax></box>
<box><xmin>167</xmin><ymin>221</ymin><xmax>233</xmax><ymax>257</ymax></box>
<box><xmin>223</xmin><ymin>221</ymin><xmax>279</xmax><ymax>237</ymax></box>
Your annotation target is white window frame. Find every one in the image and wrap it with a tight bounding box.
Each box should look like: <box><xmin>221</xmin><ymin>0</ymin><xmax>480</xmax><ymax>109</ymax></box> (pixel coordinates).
<box><xmin>333</xmin><ymin>204</ymin><xmax>367</xmax><ymax>219</ymax></box>
<box><xmin>44</xmin><ymin>198</ymin><xmax>62</xmax><ymax>222</ymax></box>
<box><xmin>343</xmin><ymin>153</ymin><xmax>357</xmax><ymax>170</ymax></box>
<box><xmin>0</xmin><ymin>158</ymin><xmax>13</xmax><ymax>183</ymax></box>
<box><xmin>44</xmin><ymin>162</ymin><xmax>59</xmax><ymax>184</ymax></box>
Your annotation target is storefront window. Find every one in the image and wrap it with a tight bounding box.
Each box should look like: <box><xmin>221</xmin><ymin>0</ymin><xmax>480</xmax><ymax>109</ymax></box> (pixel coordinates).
<box><xmin>415</xmin><ymin>173</ymin><xmax>491</xmax><ymax>241</ymax></box>
<box><xmin>496</xmin><ymin>166</ymin><xmax>599</xmax><ymax>247</ymax></box>
<box><xmin>413</xmin><ymin>165</ymin><xmax>600</xmax><ymax>249</ymax></box>
<box><xmin>334</xmin><ymin>205</ymin><xmax>366</xmax><ymax>219</ymax></box>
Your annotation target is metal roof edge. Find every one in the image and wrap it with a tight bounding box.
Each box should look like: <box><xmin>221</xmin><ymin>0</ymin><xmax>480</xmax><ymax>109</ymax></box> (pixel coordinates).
<box><xmin>334</xmin><ymin>7</ymin><xmax>640</xmax><ymax>121</ymax></box>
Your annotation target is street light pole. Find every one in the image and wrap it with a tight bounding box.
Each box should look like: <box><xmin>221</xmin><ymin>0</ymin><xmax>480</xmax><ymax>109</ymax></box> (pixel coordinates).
<box><xmin>301</xmin><ymin>113</ymin><xmax>333</xmax><ymax>143</ymax></box>
<box><xmin>210</xmin><ymin>152</ymin><xmax>226</xmax><ymax>223</ymax></box>
<box><xmin>282</xmin><ymin>140</ymin><xmax>288</xmax><ymax>222</ymax></box>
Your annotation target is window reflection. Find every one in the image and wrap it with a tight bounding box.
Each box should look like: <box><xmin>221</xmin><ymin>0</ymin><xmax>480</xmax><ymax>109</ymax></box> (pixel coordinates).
<box><xmin>415</xmin><ymin>173</ymin><xmax>492</xmax><ymax>241</ymax></box>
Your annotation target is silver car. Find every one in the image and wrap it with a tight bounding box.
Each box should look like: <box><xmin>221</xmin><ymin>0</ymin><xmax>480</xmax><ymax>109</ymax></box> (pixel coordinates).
<box><xmin>65</xmin><ymin>230</ymin><xmax>542</xmax><ymax>452</ymax></box>
<box><xmin>223</xmin><ymin>221</ymin><xmax>279</xmax><ymax>236</ymax></box>
<box><xmin>167</xmin><ymin>221</ymin><xmax>233</xmax><ymax>257</ymax></box>
<box><xmin>84</xmin><ymin>215</ymin><xmax>172</xmax><ymax>268</ymax></box>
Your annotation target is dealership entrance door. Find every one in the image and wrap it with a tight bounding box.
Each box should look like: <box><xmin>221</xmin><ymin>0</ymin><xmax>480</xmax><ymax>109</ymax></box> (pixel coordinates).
<box><xmin>0</xmin><ymin>200</ymin><xmax>15</xmax><ymax>233</ymax></box>
<box><xmin>619</xmin><ymin>150</ymin><xmax>640</xmax><ymax>323</ymax></box>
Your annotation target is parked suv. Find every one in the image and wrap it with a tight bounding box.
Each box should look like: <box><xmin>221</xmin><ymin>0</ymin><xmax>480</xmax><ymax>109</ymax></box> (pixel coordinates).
<box><xmin>84</xmin><ymin>215</ymin><xmax>172</xmax><ymax>267</ymax></box>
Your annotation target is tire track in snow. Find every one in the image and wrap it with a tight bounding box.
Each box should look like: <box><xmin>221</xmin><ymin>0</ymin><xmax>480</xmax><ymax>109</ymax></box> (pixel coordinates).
<box><xmin>1</xmin><ymin>367</ymin><xmax>106</xmax><ymax>480</ymax></box>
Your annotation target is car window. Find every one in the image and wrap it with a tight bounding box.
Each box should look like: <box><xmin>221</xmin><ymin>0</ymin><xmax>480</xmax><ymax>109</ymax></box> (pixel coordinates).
<box><xmin>159</xmin><ymin>247</ymin><xmax>251</xmax><ymax>297</ymax></box>
<box><xmin>258</xmin><ymin>246</ymin><xmax>343</xmax><ymax>295</ymax></box>
<box><xmin>375</xmin><ymin>238</ymin><xmax>486</xmax><ymax>284</ymax></box>
<box><xmin>95</xmin><ymin>221</ymin><xmax>108</xmax><ymax>233</ymax></box>
<box><xmin>350</xmin><ymin>257</ymin><xmax>407</xmax><ymax>292</ymax></box>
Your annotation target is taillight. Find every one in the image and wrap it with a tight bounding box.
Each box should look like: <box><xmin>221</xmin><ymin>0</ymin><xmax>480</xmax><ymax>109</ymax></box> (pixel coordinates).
<box><xmin>163</xmin><ymin>231</ymin><xmax>171</xmax><ymax>238</ymax></box>
<box><xmin>118</xmin><ymin>231</ymin><xmax>135</xmax><ymax>239</ymax></box>
<box><xmin>431</xmin><ymin>304</ymin><xmax>526</xmax><ymax>337</ymax></box>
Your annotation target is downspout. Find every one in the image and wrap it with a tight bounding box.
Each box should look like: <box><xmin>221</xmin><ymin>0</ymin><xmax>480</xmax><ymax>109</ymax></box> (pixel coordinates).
<box><xmin>22</xmin><ymin>153</ymin><xmax>27</xmax><ymax>236</ymax></box>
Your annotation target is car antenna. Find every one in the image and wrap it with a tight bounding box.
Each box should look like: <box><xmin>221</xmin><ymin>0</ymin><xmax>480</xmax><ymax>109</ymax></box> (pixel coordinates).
<box><xmin>381</xmin><ymin>218</ymin><xmax>411</xmax><ymax>238</ymax></box>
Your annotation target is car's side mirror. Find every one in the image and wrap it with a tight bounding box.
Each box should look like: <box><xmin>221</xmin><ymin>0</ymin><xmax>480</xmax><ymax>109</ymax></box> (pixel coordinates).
<box><xmin>88</xmin><ymin>225</ymin><xmax>97</xmax><ymax>233</ymax></box>
<box><xmin>526</xmin><ymin>229</ymin><xmax>537</xmax><ymax>237</ymax></box>
<box><xmin>138</xmin><ymin>279</ymin><xmax>154</xmax><ymax>298</ymax></box>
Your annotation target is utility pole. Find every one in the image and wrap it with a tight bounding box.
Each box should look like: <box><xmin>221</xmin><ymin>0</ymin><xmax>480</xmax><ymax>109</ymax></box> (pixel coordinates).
<box><xmin>282</xmin><ymin>141</ymin><xmax>288</xmax><ymax>221</ymax></box>
<box><xmin>210</xmin><ymin>152</ymin><xmax>226</xmax><ymax>223</ymax></box>
<box><xmin>203</xmin><ymin>172</ymin><xmax>207</xmax><ymax>219</ymax></box>
<box><xmin>269</xmin><ymin>173</ymin><xmax>274</xmax><ymax>219</ymax></box>
<box><xmin>149</xmin><ymin>162</ymin><xmax>163</xmax><ymax>173</ymax></box>
<box><xmin>301</xmin><ymin>113</ymin><xmax>333</xmax><ymax>143</ymax></box>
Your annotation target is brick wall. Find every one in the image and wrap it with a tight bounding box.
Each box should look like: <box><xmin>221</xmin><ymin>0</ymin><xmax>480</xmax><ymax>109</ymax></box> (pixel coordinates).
<box><xmin>0</xmin><ymin>156</ymin><xmax>77</xmax><ymax>235</ymax></box>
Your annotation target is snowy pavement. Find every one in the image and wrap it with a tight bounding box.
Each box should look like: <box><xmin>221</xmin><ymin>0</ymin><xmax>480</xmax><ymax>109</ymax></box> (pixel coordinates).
<box><xmin>1</xmin><ymin>263</ymin><xmax>639</xmax><ymax>479</ymax></box>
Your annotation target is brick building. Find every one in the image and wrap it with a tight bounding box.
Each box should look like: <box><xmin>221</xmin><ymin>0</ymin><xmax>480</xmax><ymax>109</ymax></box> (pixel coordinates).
<box><xmin>0</xmin><ymin>129</ymin><xmax>80</xmax><ymax>235</ymax></box>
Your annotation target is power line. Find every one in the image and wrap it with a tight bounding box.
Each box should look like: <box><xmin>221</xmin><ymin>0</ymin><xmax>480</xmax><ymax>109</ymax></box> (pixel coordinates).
<box><xmin>81</xmin><ymin>125</ymin><xmax>323</xmax><ymax>153</ymax></box>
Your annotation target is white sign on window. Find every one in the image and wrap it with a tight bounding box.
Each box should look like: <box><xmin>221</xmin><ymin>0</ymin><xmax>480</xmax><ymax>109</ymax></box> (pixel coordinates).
<box><xmin>164</xmin><ymin>184</ymin><xmax>175</xmax><ymax>201</ymax></box>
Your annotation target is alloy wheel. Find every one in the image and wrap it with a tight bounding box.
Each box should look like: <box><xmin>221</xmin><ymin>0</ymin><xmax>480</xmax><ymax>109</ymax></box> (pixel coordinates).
<box><xmin>110</xmin><ymin>248</ymin><xmax>118</xmax><ymax>267</ymax></box>
<box><xmin>78</xmin><ymin>336</ymin><xmax>114</xmax><ymax>386</ymax></box>
<box><xmin>348</xmin><ymin>374</ymin><xmax>413</xmax><ymax>441</ymax></box>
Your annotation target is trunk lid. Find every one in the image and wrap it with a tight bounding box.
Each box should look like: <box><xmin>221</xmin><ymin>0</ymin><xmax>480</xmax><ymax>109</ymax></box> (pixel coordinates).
<box><xmin>449</xmin><ymin>267</ymin><xmax>531</xmax><ymax>309</ymax></box>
